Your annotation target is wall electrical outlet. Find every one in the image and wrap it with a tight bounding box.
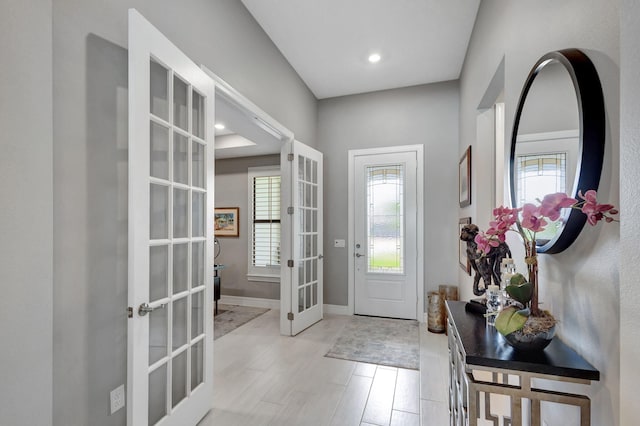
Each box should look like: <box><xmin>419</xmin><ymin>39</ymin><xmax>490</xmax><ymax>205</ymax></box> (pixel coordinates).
<box><xmin>110</xmin><ymin>384</ymin><xmax>125</xmax><ymax>414</ymax></box>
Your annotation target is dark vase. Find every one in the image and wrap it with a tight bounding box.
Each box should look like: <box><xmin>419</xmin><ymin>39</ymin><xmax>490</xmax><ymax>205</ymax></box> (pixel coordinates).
<box><xmin>504</xmin><ymin>324</ymin><xmax>556</xmax><ymax>351</ymax></box>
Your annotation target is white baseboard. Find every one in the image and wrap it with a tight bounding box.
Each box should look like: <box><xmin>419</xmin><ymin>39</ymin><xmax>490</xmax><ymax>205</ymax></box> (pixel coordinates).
<box><xmin>324</xmin><ymin>304</ymin><xmax>351</xmax><ymax>316</ymax></box>
<box><xmin>219</xmin><ymin>295</ymin><xmax>280</xmax><ymax>310</ymax></box>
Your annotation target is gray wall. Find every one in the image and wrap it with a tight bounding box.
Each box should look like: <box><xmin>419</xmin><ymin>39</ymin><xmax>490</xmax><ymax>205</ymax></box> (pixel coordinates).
<box><xmin>0</xmin><ymin>1</ymin><xmax>53</xmax><ymax>425</ymax></box>
<box><xmin>215</xmin><ymin>154</ymin><xmax>281</xmax><ymax>300</ymax></box>
<box><xmin>459</xmin><ymin>1</ymin><xmax>619</xmax><ymax>424</ymax></box>
<box><xmin>317</xmin><ymin>82</ymin><xmax>460</xmax><ymax>308</ymax></box>
<box><xmin>51</xmin><ymin>1</ymin><xmax>316</xmax><ymax>425</ymax></box>
<box><xmin>619</xmin><ymin>0</ymin><xmax>640</xmax><ymax>422</ymax></box>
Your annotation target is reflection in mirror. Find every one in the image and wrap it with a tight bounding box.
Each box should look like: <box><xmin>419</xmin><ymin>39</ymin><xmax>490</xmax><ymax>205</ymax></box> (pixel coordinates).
<box><xmin>513</xmin><ymin>61</ymin><xmax>579</xmax><ymax>244</ymax></box>
<box><xmin>509</xmin><ymin>49</ymin><xmax>605</xmax><ymax>254</ymax></box>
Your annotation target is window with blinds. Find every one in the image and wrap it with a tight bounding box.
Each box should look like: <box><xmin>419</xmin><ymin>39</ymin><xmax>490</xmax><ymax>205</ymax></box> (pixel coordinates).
<box><xmin>248</xmin><ymin>167</ymin><xmax>281</xmax><ymax>281</ymax></box>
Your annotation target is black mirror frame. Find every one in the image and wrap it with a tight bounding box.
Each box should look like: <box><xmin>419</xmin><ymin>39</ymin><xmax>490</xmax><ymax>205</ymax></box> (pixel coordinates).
<box><xmin>509</xmin><ymin>48</ymin><xmax>605</xmax><ymax>254</ymax></box>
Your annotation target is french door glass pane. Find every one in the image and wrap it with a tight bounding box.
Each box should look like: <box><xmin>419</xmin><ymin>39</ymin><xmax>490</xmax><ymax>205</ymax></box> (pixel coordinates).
<box><xmin>191</xmin><ymin>241</ymin><xmax>204</xmax><ymax>288</ymax></box>
<box><xmin>192</xmin><ymin>90</ymin><xmax>205</xmax><ymax>139</ymax></box>
<box><xmin>150</xmin><ymin>184</ymin><xmax>169</xmax><ymax>240</ymax></box>
<box><xmin>149</xmin><ymin>307</ymin><xmax>167</xmax><ymax>365</ymax></box>
<box><xmin>191</xmin><ymin>340</ymin><xmax>204</xmax><ymax>390</ymax></box>
<box><xmin>172</xmin><ymin>296</ymin><xmax>188</xmax><ymax>349</ymax></box>
<box><xmin>148</xmin><ymin>364</ymin><xmax>167</xmax><ymax>425</ymax></box>
<box><xmin>312</xmin><ymin>258</ymin><xmax>318</xmax><ymax>280</ymax></box>
<box><xmin>305</xmin><ymin>210</ymin><xmax>312</xmax><ymax>232</ymax></box>
<box><xmin>150</xmin><ymin>122</ymin><xmax>169</xmax><ymax>180</ymax></box>
<box><xmin>150</xmin><ymin>59</ymin><xmax>168</xmax><ymax>120</ymax></box>
<box><xmin>192</xmin><ymin>192</ymin><xmax>205</xmax><ymax>237</ymax></box>
<box><xmin>305</xmin><ymin>158</ymin><xmax>312</xmax><ymax>182</ymax></box>
<box><xmin>298</xmin><ymin>288</ymin><xmax>304</xmax><ymax>313</ymax></box>
<box><xmin>173</xmin><ymin>132</ymin><xmax>189</xmax><ymax>185</ymax></box>
<box><xmin>172</xmin><ymin>350</ymin><xmax>187</xmax><ymax>408</ymax></box>
<box><xmin>366</xmin><ymin>165</ymin><xmax>404</xmax><ymax>274</ymax></box>
<box><xmin>192</xmin><ymin>142</ymin><xmax>205</xmax><ymax>188</ymax></box>
<box><xmin>312</xmin><ymin>283</ymin><xmax>317</xmax><ymax>305</ymax></box>
<box><xmin>191</xmin><ymin>290</ymin><xmax>204</xmax><ymax>339</ymax></box>
<box><xmin>173</xmin><ymin>188</ymin><xmax>188</xmax><ymax>238</ymax></box>
<box><xmin>173</xmin><ymin>243</ymin><xmax>188</xmax><ymax>294</ymax></box>
<box><xmin>298</xmin><ymin>261</ymin><xmax>304</xmax><ymax>288</ymax></box>
<box><xmin>149</xmin><ymin>245</ymin><xmax>168</xmax><ymax>301</ymax></box>
<box><xmin>173</xmin><ymin>75</ymin><xmax>188</xmax><ymax>131</ymax></box>
<box><xmin>298</xmin><ymin>156</ymin><xmax>305</xmax><ymax>180</ymax></box>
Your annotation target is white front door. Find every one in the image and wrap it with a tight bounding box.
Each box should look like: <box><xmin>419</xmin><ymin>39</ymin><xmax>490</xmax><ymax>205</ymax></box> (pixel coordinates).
<box><xmin>280</xmin><ymin>141</ymin><xmax>324</xmax><ymax>335</ymax></box>
<box><xmin>352</xmin><ymin>147</ymin><xmax>422</xmax><ymax>320</ymax></box>
<box><xmin>128</xmin><ymin>10</ymin><xmax>215</xmax><ymax>426</ymax></box>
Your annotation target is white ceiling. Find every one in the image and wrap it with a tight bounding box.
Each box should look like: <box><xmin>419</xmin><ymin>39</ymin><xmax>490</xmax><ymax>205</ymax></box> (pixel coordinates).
<box><xmin>241</xmin><ymin>0</ymin><xmax>481</xmax><ymax>99</ymax></box>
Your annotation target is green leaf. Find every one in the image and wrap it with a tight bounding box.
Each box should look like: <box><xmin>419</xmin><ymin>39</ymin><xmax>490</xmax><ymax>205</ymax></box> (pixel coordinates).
<box><xmin>509</xmin><ymin>273</ymin><xmax>528</xmax><ymax>286</ymax></box>
<box><xmin>495</xmin><ymin>306</ymin><xmax>528</xmax><ymax>336</ymax></box>
<box><xmin>506</xmin><ymin>282</ymin><xmax>533</xmax><ymax>305</ymax></box>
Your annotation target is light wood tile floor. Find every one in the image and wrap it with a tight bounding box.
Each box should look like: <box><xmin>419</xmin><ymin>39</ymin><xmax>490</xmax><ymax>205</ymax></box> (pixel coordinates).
<box><xmin>197</xmin><ymin>310</ymin><xmax>449</xmax><ymax>426</ymax></box>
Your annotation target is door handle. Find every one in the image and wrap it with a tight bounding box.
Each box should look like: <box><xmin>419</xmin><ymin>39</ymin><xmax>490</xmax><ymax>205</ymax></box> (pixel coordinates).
<box><xmin>318</xmin><ymin>254</ymin><xmax>323</xmax><ymax>259</ymax></box>
<box><xmin>138</xmin><ymin>302</ymin><xmax>166</xmax><ymax>316</ymax></box>
<box><xmin>355</xmin><ymin>253</ymin><xmax>364</xmax><ymax>258</ymax></box>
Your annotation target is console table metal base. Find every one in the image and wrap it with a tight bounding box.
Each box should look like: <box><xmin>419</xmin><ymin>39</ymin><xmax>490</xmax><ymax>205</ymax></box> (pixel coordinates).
<box><xmin>463</xmin><ymin>367</ymin><xmax>591</xmax><ymax>426</ymax></box>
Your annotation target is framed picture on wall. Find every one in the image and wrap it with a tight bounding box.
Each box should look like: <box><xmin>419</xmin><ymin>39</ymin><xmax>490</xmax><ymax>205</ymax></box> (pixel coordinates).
<box><xmin>459</xmin><ymin>145</ymin><xmax>472</xmax><ymax>207</ymax></box>
<box><xmin>214</xmin><ymin>207</ymin><xmax>239</xmax><ymax>237</ymax></box>
<box><xmin>459</xmin><ymin>217</ymin><xmax>471</xmax><ymax>275</ymax></box>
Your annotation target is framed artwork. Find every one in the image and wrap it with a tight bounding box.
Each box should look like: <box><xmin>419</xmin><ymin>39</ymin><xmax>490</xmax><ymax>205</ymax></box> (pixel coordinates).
<box><xmin>459</xmin><ymin>217</ymin><xmax>471</xmax><ymax>275</ymax></box>
<box><xmin>459</xmin><ymin>145</ymin><xmax>471</xmax><ymax>207</ymax></box>
<box><xmin>214</xmin><ymin>207</ymin><xmax>239</xmax><ymax>237</ymax></box>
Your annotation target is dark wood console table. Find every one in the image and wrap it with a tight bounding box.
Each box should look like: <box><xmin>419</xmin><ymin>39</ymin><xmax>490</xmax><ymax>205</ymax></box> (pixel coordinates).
<box><xmin>445</xmin><ymin>301</ymin><xmax>599</xmax><ymax>426</ymax></box>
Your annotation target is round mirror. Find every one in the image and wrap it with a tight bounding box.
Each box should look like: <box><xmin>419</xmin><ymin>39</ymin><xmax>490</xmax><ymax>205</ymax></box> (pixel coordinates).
<box><xmin>509</xmin><ymin>49</ymin><xmax>605</xmax><ymax>254</ymax></box>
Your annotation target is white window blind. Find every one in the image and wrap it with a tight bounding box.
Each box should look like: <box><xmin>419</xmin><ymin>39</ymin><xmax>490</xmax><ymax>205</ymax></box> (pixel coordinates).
<box><xmin>248</xmin><ymin>167</ymin><xmax>281</xmax><ymax>281</ymax></box>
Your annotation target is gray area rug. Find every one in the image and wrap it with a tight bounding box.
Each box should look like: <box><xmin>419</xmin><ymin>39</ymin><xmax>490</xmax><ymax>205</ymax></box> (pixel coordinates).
<box><xmin>325</xmin><ymin>316</ymin><xmax>420</xmax><ymax>370</ymax></box>
<box><xmin>214</xmin><ymin>304</ymin><xmax>269</xmax><ymax>340</ymax></box>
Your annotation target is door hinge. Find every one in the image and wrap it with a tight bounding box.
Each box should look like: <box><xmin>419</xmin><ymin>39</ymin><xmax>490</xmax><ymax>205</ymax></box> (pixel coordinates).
<box><xmin>287</xmin><ymin>206</ymin><xmax>294</xmax><ymax>215</ymax></box>
<box><xmin>287</xmin><ymin>259</ymin><xmax>294</xmax><ymax>267</ymax></box>
<box><xmin>287</xmin><ymin>312</ymin><xmax>294</xmax><ymax>321</ymax></box>
<box><xmin>127</xmin><ymin>307</ymin><xmax>133</xmax><ymax>318</ymax></box>
<box><xmin>287</xmin><ymin>153</ymin><xmax>294</xmax><ymax>161</ymax></box>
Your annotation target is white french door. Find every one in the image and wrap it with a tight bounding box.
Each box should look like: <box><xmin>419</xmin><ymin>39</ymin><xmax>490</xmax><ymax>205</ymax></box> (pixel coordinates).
<box><xmin>128</xmin><ymin>9</ymin><xmax>215</xmax><ymax>426</ymax></box>
<box><xmin>280</xmin><ymin>141</ymin><xmax>324</xmax><ymax>335</ymax></box>
<box><xmin>351</xmin><ymin>147</ymin><xmax>423</xmax><ymax>320</ymax></box>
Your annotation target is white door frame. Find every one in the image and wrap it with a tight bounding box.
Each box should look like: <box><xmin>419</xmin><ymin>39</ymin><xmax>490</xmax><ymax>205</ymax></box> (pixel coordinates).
<box><xmin>201</xmin><ymin>65</ymin><xmax>300</xmax><ymax>336</ymax></box>
<box><xmin>347</xmin><ymin>145</ymin><xmax>424</xmax><ymax>321</ymax></box>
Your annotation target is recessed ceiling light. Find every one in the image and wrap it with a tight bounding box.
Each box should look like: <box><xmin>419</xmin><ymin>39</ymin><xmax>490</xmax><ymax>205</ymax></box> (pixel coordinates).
<box><xmin>368</xmin><ymin>53</ymin><xmax>381</xmax><ymax>64</ymax></box>
<box><xmin>214</xmin><ymin>123</ymin><xmax>225</xmax><ymax>130</ymax></box>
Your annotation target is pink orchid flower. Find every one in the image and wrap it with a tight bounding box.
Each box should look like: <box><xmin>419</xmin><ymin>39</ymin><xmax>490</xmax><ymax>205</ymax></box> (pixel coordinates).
<box><xmin>491</xmin><ymin>206</ymin><xmax>520</xmax><ymax>230</ymax></box>
<box><xmin>578</xmin><ymin>189</ymin><xmax>618</xmax><ymax>225</ymax></box>
<box><xmin>539</xmin><ymin>193</ymin><xmax>578</xmax><ymax>221</ymax></box>
<box><xmin>474</xmin><ymin>232</ymin><xmax>499</xmax><ymax>254</ymax></box>
<box><xmin>520</xmin><ymin>203</ymin><xmax>548</xmax><ymax>232</ymax></box>
<box><xmin>486</xmin><ymin>226</ymin><xmax>507</xmax><ymax>242</ymax></box>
